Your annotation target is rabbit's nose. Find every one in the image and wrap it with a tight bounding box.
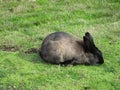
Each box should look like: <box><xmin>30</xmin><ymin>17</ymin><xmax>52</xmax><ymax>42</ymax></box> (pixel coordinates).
<box><xmin>98</xmin><ymin>58</ymin><xmax>104</xmax><ymax>64</ymax></box>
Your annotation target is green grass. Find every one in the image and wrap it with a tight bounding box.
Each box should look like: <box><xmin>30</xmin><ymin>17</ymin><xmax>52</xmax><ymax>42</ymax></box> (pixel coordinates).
<box><xmin>0</xmin><ymin>0</ymin><xmax>120</xmax><ymax>90</ymax></box>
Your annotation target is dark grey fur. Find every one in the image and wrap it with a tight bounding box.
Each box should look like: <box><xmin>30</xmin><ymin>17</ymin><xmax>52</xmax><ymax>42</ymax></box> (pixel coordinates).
<box><xmin>39</xmin><ymin>32</ymin><xmax>104</xmax><ymax>65</ymax></box>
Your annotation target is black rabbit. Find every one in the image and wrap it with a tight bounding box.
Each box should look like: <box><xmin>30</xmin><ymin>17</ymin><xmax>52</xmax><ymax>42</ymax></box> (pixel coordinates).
<box><xmin>39</xmin><ymin>32</ymin><xmax>104</xmax><ymax>65</ymax></box>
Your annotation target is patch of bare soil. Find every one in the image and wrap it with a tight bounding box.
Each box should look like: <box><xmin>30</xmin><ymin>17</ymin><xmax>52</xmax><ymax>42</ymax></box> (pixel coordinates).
<box><xmin>0</xmin><ymin>44</ymin><xmax>19</xmax><ymax>52</ymax></box>
<box><xmin>0</xmin><ymin>44</ymin><xmax>40</xmax><ymax>54</ymax></box>
<box><xmin>24</xmin><ymin>48</ymin><xmax>40</xmax><ymax>54</ymax></box>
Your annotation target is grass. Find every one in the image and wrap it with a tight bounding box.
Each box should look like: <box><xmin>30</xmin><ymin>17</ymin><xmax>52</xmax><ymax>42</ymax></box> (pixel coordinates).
<box><xmin>0</xmin><ymin>0</ymin><xmax>120</xmax><ymax>90</ymax></box>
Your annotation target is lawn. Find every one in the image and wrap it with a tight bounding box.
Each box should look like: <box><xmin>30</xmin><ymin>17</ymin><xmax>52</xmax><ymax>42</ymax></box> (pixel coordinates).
<box><xmin>0</xmin><ymin>0</ymin><xmax>120</xmax><ymax>90</ymax></box>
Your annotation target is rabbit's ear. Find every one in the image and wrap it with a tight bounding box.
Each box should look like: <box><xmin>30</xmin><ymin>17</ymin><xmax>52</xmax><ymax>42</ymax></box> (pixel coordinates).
<box><xmin>83</xmin><ymin>36</ymin><xmax>91</xmax><ymax>50</ymax></box>
<box><xmin>83</xmin><ymin>32</ymin><xmax>95</xmax><ymax>51</ymax></box>
<box><xmin>85</xmin><ymin>32</ymin><xmax>94</xmax><ymax>44</ymax></box>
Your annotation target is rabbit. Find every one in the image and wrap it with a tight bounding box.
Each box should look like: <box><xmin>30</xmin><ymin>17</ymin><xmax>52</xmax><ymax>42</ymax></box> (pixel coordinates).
<box><xmin>39</xmin><ymin>32</ymin><xmax>104</xmax><ymax>65</ymax></box>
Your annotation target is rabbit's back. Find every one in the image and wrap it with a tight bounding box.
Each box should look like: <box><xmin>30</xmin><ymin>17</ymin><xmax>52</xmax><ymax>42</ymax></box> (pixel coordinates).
<box><xmin>40</xmin><ymin>32</ymin><xmax>83</xmax><ymax>64</ymax></box>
